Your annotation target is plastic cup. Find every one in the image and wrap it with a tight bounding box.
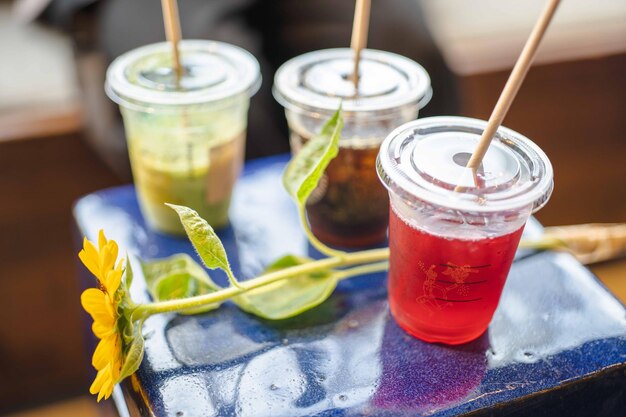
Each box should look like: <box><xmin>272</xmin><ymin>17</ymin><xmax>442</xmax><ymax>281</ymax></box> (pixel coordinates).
<box><xmin>273</xmin><ymin>48</ymin><xmax>431</xmax><ymax>247</ymax></box>
<box><xmin>106</xmin><ymin>40</ymin><xmax>261</xmax><ymax>235</ymax></box>
<box><xmin>377</xmin><ymin>117</ymin><xmax>554</xmax><ymax>344</ymax></box>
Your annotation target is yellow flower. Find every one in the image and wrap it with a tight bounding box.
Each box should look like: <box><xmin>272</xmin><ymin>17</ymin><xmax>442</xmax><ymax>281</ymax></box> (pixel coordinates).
<box><xmin>79</xmin><ymin>230</ymin><xmax>125</xmax><ymax>402</ymax></box>
<box><xmin>79</xmin><ymin>230</ymin><xmax>123</xmax><ymax>294</ymax></box>
<box><xmin>90</xmin><ymin>361</ymin><xmax>121</xmax><ymax>402</ymax></box>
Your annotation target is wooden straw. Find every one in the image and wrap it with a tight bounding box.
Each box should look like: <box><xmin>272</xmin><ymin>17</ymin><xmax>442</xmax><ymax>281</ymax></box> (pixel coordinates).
<box><xmin>463</xmin><ymin>0</ymin><xmax>561</xmax><ymax>175</ymax></box>
<box><xmin>161</xmin><ymin>0</ymin><xmax>183</xmax><ymax>82</ymax></box>
<box><xmin>350</xmin><ymin>0</ymin><xmax>372</xmax><ymax>89</ymax></box>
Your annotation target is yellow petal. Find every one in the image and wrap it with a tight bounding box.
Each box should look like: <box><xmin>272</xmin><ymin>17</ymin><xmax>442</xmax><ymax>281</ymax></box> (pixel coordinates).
<box><xmin>81</xmin><ymin>289</ymin><xmax>116</xmax><ymax>329</ymax></box>
<box><xmin>105</xmin><ymin>379</ymin><xmax>116</xmax><ymax>399</ymax></box>
<box><xmin>112</xmin><ymin>361</ymin><xmax>122</xmax><ymax>380</ymax></box>
<box><xmin>99</xmin><ymin>241</ymin><xmax>119</xmax><ymax>279</ymax></box>
<box><xmin>92</xmin><ymin>344</ymin><xmax>109</xmax><ymax>370</ymax></box>
<box><xmin>98</xmin><ymin>230</ymin><xmax>108</xmax><ymax>251</ymax></box>
<box><xmin>81</xmin><ymin>288</ymin><xmax>106</xmax><ymax>313</ymax></box>
<box><xmin>103</xmin><ymin>267</ymin><xmax>122</xmax><ymax>295</ymax></box>
<box><xmin>79</xmin><ymin>243</ymin><xmax>101</xmax><ymax>281</ymax></box>
<box><xmin>89</xmin><ymin>365</ymin><xmax>109</xmax><ymax>395</ymax></box>
<box><xmin>92</xmin><ymin>361</ymin><xmax>118</xmax><ymax>402</ymax></box>
<box><xmin>84</xmin><ymin>237</ymin><xmax>101</xmax><ymax>267</ymax></box>
<box><xmin>92</xmin><ymin>334</ymin><xmax>119</xmax><ymax>370</ymax></box>
<box><xmin>113</xmin><ymin>259</ymin><xmax>125</xmax><ymax>290</ymax></box>
<box><xmin>92</xmin><ymin>321</ymin><xmax>115</xmax><ymax>339</ymax></box>
<box><xmin>97</xmin><ymin>379</ymin><xmax>114</xmax><ymax>402</ymax></box>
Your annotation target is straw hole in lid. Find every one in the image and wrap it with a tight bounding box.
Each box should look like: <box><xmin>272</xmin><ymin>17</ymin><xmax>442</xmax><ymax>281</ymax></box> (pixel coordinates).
<box><xmin>452</xmin><ymin>152</ymin><xmax>472</xmax><ymax>167</ymax></box>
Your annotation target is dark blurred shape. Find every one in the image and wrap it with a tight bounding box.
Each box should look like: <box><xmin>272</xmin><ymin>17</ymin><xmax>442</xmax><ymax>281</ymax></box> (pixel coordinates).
<box><xmin>38</xmin><ymin>0</ymin><xmax>458</xmax><ymax>181</ymax></box>
<box><xmin>0</xmin><ymin>132</ymin><xmax>122</xmax><ymax>414</ymax></box>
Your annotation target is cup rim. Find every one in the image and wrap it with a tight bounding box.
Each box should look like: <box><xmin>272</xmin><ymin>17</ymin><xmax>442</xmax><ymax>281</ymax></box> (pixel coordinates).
<box><xmin>377</xmin><ymin>116</ymin><xmax>554</xmax><ymax>214</ymax></box>
<box><xmin>106</xmin><ymin>40</ymin><xmax>261</xmax><ymax>107</ymax></box>
<box><xmin>273</xmin><ymin>48</ymin><xmax>432</xmax><ymax>113</ymax></box>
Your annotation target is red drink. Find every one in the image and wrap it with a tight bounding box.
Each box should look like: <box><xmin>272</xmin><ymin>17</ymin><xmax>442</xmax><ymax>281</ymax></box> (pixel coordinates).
<box><xmin>377</xmin><ymin>117</ymin><xmax>553</xmax><ymax>345</ymax></box>
<box><xmin>388</xmin><ymin>206</ymin><xmax>524</xmax><ymax>344</ymax></box>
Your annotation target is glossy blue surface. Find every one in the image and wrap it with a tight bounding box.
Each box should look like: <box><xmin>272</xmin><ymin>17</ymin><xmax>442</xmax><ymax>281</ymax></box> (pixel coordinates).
<box><xmin>74</xmin><ymin>154</ymin><xmax>626</xmax><ymax>417</ymax></box>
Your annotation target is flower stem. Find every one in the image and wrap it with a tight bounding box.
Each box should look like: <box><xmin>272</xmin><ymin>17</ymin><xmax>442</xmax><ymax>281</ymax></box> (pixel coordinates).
<box><xmin>132</xmin><ymin>232</ymin><xmax>575</xmax><ymax>320</ymax></box>
<box><xmin>134</xmin><ymin>247</ymin><xmax>390</xmax><ymax>318</ymax></box>
<box><xmin>299</xmin><ymin>205</ymin><xmax>346</xmax><ymax>259</ymax></box>
<box><xmin>335</xmin><ymin>261</ymin><xmax>389</xmax><ymax>280</ymax></box>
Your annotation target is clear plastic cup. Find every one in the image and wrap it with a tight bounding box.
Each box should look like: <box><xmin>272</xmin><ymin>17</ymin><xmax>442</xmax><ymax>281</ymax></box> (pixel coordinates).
<box><xmin>106</xmin><ymin>40</ymin><xmax>261</xmax><ymax>235</ymax></box>
<box><xmin>273</xmin><ymin>48</ymin><xmax>431</xmax><ymax>247</ymax></box>
<box><xmin>377</xmin><ymin>117</ymin><xmax>554</xmax><ymax>344</ymax></box>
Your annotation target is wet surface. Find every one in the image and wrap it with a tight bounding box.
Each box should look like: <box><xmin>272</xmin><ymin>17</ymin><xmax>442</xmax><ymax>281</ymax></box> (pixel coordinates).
<box><xmin>74</xmin><ymin>154</ymin><xmax>626</xmax><ymax>417</ymax></box>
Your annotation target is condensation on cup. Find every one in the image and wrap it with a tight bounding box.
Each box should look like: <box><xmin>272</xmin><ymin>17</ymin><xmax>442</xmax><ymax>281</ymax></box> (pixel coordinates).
<box><xmin>106</xmin><ymin>40</ymin><xmax>261</xmax><ymax>235</ymax></box>
<box><xmin>273</xmin><ymin>48</ymin><xmax>432</xmax><ymax>247</ymax></box>
<box><xmin>377</xmin><ymin>117</ymin><xmax>554</xmax><ymax>344</ymax></box>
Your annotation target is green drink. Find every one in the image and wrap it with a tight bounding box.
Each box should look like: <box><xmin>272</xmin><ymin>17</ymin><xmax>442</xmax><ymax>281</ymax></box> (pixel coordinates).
<box><xmin>106</xmin><ymin>41</ymin><xmax>260</xmax><ymax>235</ymax></box>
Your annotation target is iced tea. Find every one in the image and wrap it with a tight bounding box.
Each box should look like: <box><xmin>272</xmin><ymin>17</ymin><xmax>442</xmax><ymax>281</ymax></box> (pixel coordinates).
<box><xmin>291</xmin><ymin>130</ymin><xmax>388</xmax><ymax>247</ymax></box>
<box><xmin>274</xmin><ymin>48</ymin><xmax>432</xmax><ymax>247</ymax></box>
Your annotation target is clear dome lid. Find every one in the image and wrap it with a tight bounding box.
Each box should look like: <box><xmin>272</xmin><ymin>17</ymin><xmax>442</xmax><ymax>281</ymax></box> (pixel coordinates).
<box><xmin>273</xmin><ymin>48</ymin><xmax>431</xmax><ymax>113</ymax></box>
<box><xmin>106</xmin><ymin>40</ymin><xmax>261</xmax><ymax>107</ymax></box>
<box><xmin>377</xmin><ymin>117</ymin><xmax>553</xmax><ymax>213</ymax></box>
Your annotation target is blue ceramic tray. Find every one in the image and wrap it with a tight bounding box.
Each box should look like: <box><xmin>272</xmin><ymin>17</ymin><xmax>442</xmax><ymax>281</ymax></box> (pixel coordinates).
<box><xmin>73</xmin><ymin>154</ymin><xmax>626</xmax><ymax>417</ymax></box>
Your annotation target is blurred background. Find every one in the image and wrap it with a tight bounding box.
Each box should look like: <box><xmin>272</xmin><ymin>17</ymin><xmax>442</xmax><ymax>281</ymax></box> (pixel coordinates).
<box><xmin>0</xmin><ymin>0</ymin><xmax>624</xmax><ymax>415</ymax></box>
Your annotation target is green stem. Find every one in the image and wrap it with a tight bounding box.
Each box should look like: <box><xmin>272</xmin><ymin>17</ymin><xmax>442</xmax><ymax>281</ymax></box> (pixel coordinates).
<box><xmin>226</xmin><ymin>270</ymin><xmax>245</xmax><ymax>289</ymax></box>
<box><xmin>298</xmin><ymin>205</ymin><xmax>346</xmax><ymax>258</ymax></box>
<box><xmin>135</xmin><ymin>247</ymin><xmax>390</xmax><ymax>318</ymax></box>
<box><xmin>133</xmin><ymin>235</ymin><xmax>570</xmax><ymax>320</ymax></box>
<box><xmin>335</xmin><ymin>261</ymin><xmax>389</xmax><ymax>280</ymax></box>
<box><xmin>131</xmin><ymin>233</ymin><xmax>569</xmax><ymax>321</ymax></box>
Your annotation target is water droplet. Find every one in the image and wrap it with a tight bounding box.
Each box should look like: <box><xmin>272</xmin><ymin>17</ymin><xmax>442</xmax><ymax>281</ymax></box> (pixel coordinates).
<box><xmin>270</xmin><ymin>384</ymin><xmax>279</xmax><ymax>391</ymax></box>
<box><xmin>282</xmin><ymin>338</ymin><xmax>289</xmax><ymax>345</ymax></box>
<box><xmin>338</xmin><ymin>394</ymin><xmax>348</xmax><ymax>401</ymax></box>
<box><xmin>347</xmin><ymin>320</ymin><xmax>359</xmax><ymax>328</ymax></box>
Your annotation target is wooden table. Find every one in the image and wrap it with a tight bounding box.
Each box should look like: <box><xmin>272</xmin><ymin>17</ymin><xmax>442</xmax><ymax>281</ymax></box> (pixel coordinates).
<box><xmin>0</xmin><ymin>132</ymin><xmax>121</xmax><ymax>413</ymax></box>
<box><xmin>591</xmin><ymin>260</ymin><xmax>626</xmax><ymax>304</ymax></box>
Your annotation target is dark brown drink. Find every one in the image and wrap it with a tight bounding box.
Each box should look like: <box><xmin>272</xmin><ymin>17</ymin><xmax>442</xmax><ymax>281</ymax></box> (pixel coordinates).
<box><xmin>274</xmin><ymin>48</ymin><xmax>432</xmax><ymax>247</ymax></box>
<box><xmin>291</xmin><ymin>131</ymin><xmax>388</xmax><ymax>247</ymax></box>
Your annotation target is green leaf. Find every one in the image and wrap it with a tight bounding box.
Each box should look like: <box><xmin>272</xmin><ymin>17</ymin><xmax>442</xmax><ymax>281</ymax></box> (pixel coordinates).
<box><xmin>264</xmin><ymin>254</ymin><xmax>312</xmax><ymax>272</ymax></box>
<box><xmin>141</xmin><ymin>254</ymin><xmax>222</xmax><ymax>314</ymax></box>
<box><xmin>166</xmin><ymin>204</ymin><xmax>241</xmax><ymax>288</ymax></box>
<box><xmin>282</xmin><ymin>107</ymin><xmax>343</xmax><ymax>205</ymax></box>
<box><xmin>123</xmin><ymin>254</ymin><xmax>133</xmax><ymax>292</ymax></box>
<box><xmin>114</xmin><ymin>262</ymin><xmax>137</xmax><ymax>336</ymax></box>
<box><xmin>233</xmin><ymin>254</ymin><xmax>338</xmax><ymax>320</ymax></box>
<box><xmin>118</xmin><ymin>325</ymin><xmax>144</xmax><ymax>381</ymax></box>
